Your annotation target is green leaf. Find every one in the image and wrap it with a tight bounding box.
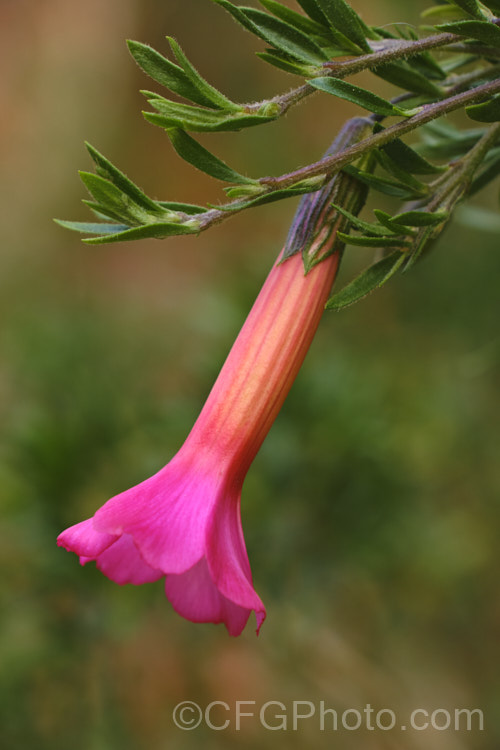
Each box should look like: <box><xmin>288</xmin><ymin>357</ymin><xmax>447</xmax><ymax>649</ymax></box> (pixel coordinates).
<box><xmin>224</xmin><ymin>184</ymin><xmax>317</xmax><ymax>211</ymax></box>
<box><xmin>373</xmin><ymin>150</ymin><xmax>431</xmax><ymax>194</ymax></box>
<box><xmin>145</xmin><ymin>109</ymin><xmax>278</xmax><ymax>133</ymax></box>
<box><xmin>374</xmin><ymin>61</ymin><xmax>444</xmax><ymax>97</ymax></box>
<box><xmin>337</xmin><ymin>231</ymin><xmax>411</xmax><ymax>247</ymax></box>
<box><xmin>421</xmin><ymin>5</ymin><xmax>471</xmax><ymax>21</ymax></box>
<box><xmin>373</xmin><ymin>126</ymin><xmax>446</xmax><ymax>174</ymax></box>
<box><xmin>78</xmin><ymin>172</ymin><xmax>146</xmax><ymax>224</ymax></box>
<box><xmin>166</xmin><ymin>128</ymin><xmax>256</xmax><ymax>183</ymax></box>
<box><xmin>81</xmin><ymin>200</ymin><xmax>132</xmax><ymax>226</ymax></box>
<box><xmin>436</xmin><ymin>20</ymin><xmax>500</xmax><ymax>46</ymax></box>
<box><xmin>466</xmin><ymin>94</ymin><xmax>500</xmax><ymax>122</ymax></box>
<box><xmin>343</xmin><ymin>165</ymin><xmax>426</xmax><ymax>199</ymax></box>
<box><xmin>54</xmin><ymin>219</ymin><xmax>130</xmax><ymax>235</ymax></box>
<box><xmin>256</xmin><ymin>49</ymin><xmax>320</xmax><ymax>75</ymax></box>
<box><xmin>419</xmin><ymin>120</ymin><xmax>488</xmax><ymax>159</ymax></box>
<box><xmin>258</xmin><ymin>0</ymin><xmax>327</xmax><ymax>36</ymax></box>
<box><xmin>444</xmin><ymin>0</ymin><xmax>487</xmax><ymax>19</ymax></box>
<box><xmin>295</xmin><ymin>0</ymin><xmax>329</xmax><ymax>26</ymax></box>
<box><xmin>157</xmin><ymin>201</ymin><xmax>206</xmax><ymax>214</ymax></box>
<box><xmin>213</xmin><ymin>1</ymin><xmax>329</xmax><ymax>61</ymax></box>
<box><xmin>326</xmin><ymin>251</ymin><xmax>405</xmax><ymax>309</ymax></box>
<box><xmin>315</xmin><ymin>0</ymin><xmax>372</xmax><ymax>52</ymax></box>
<box><xmin>309</xmin><ymin>77</ymin><xmax>410</xmax><ymax>117</ymax></box>
<box><xmin>127</xmin><ymin>41</ymin><xmax>220</xmax><ymax>108</ymax></box>
<box><xmin>83</xmin><ymin>222</ymin><xmax>201</xmax><ymax>245</ymax></box>
<box><xmin>392</xmin><ymin>209</ymin><xmax>449</xmax><ymax>226</ymax></box>
<box><xmin>372</xmin><ymin>209</ymin><xmax>416</xmax><ymax>235</ymax></box>
<box><xmin>239</xmin><ymin>7</ymin><xmax>330</xmax><ymax>63</ymax></box>
<box><xmin>166</xmin><ymin>37</ymin><xmax>239</xmax><ymax>111</ymax></box>
<box><xmin>403</xmin><ymin>225</ymin><xmax>437</xmax><ymax>269</ymax></box>
<box><xmin>143</xmin><ymin>95</ymin><xmax>278</xmax><ymax>132</ymax></box>
<box><xmin>409</xmin><ymin>50</ymin><xmax>447</xmax><ymax>81</ymax></box>
<box><xmin>211</xmin><ymin>0</ymin><xmax>259</xmax><ymax>33</ymax></box>
<box><xmin>84</xmin><ymin>143</ymin><xmax>161</xmax><ymax>213</ymax></box>
<box><xmin>330</xmin><ymin>203</ymin><xmax>395</xmax><ymax>235</ymax></box>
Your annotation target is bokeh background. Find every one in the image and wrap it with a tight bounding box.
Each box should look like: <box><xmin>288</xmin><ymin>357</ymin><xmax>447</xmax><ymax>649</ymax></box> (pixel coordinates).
<box><xmin>1</xmin><ymin>0</ymin><xmax>499</xmax><ymax>748</ymax></box>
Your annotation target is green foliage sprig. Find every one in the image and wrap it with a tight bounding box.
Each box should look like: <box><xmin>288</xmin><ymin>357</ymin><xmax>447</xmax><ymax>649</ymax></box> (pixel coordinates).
<box><xmin>56</xmin><ymin>0</ymin><xmax>500</xmax><ymax>306</ymax></box>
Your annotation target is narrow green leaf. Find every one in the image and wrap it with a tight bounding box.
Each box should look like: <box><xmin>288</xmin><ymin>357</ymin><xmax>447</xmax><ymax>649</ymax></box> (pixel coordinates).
<box><xmin>443</xmin><ymin>0</ymin><xmax>486</xmax><ymax>20</ymax></box>
<box><xmin>166</xmin><ymin>128</ymin><xmax>256</xmax><ymax>183</ymax></box>
<box><xmin>371</xmin><ymin>26</ymin><xmax>397</xmax><ymax>39</ymax></box>
<box><xmin>330</xmin><ymin>203</ymin><xmax>395</xmax><ymax>235</ymax></box>
<box><xmin>309</xmin><ymin>77</ymin><xmax>409</xmax><ymax>117</ymax></box>
<box><xmin>157</xmin><ymin>201</ymin><xmax>206</xmax><ymax>214</ymax></box>
<box><xmin>343</xmin><ymin>165</ymin><xmax>426</xmax><ymax>199</ymax></box>
<box><xmin>166</xmin><ymin>37</ymin><xmax>239</xmax><ymax>111</ymax></box>
<box><xmin>421</xmin><ymin>5</ymin><xmax>471</xmax><ymax>21</ymax></box>
<box><xmin>392</xmin><ymin>209</ymin><xmax>449</xmax><ymax>226</ymax></box>
<box><xmin>127</xmin><ymin>41</ymin><xmax>219</xmax><ymax>108</ymax></box>
<box><xmin>144</xmin><ymin>94</ymin><xmax>225</xmax><ymax>125</ymax></box>
<box><xmin>397</xmin><ymin>25</ymin><xmax>419</xmax><ymax>41</ymax></box>
<box><xmin>374</xmin><ymin>126</ymin><xmax>446</xmax><ymax>174</ymax></box>
<box><xmin>84</xmin><ymin>222</ymin><xmax>200</xmax><ymax>245</ymax></box>
<box><xmin>436</xmin><ymin>20</ymin><xmax>500</xmax><ymax>46</ymax></box>
<box><xmin>419</xmin><ymin>120</ymin><xmax>487</xmax><ymax>159</ymax></box>
<box><xmin>337</xmin><ymin>232</ymin><xmax>411</xmax><ymax>247</ymax></box>
<box><xmin>295</xmin><ymin>0</ymin><xmax>329</xmax><ymax>26</ymax></box>
<box><xmin>315</xmin><ymin>0</ymin><xmax>372</xmax><ymax>52</ymax></box>
<box><xmin>258</xmin><ymin>0</ymin><xmax>327</xmax><ymax>36</ymax></box>
<box><xmin>81</xmin><ymin>200</ymin><xmax>131</xmax><ymax>225</ymax></box>
<box><xmin>142</xmin><ymin>91</ymin><xmax>281</xmax><ymax>133</ymax></box>
<box><xmin>372</xmin><ymin>209</ymin><xmax>415</xmax><ymax>235</ymax></box>
<box><xmin>466</xmin><ymin>94</ymin><xmax>500</xmax><ymax>122</ymax></box>
<box><xmin>54</xmin><ymin>219</ymin><xmax>130</xmax><ymax>235</ymax></box>
<box><xmin>78</xmin><ymin>172</ymin><xmax>144</xmax><ymax>223</ymax></box>
<box><xmin>320</xmin><ymin>26</ymin><xmax>365</xmax><ymax>54</ymax></box>
<box><xmin>84</xmin><ymin>205</ymin><xmax>119</xmax><ymax>221</ymax></box>
<box><xmin>240</xmin><ymin>7</ymin><xmax>330</xmax><ymax>63</ymax></box>
<box><xmin>211</xmin><ymin>0</ymin><xmax>259</xmax><ymax>33</ymax></box>
<box><xmin>85</xmin><ymin>143</ymin><xmax>161</xmax><ymax>213</ymax></box>
<box><xmin>213</xmin><ymin>1</ymin><xmax>330</xmax><ymax>61</ymax></box>
<box><xmin>144</xmin><ymin>101</ymin><xmax>277</xmax><ymax>132</ymax></box>
<box><xmin>440</xmin><ymin>53</ymin><xmax>479</xmax><ymax>75</ymax></box>
<box><xmin>373</xmin><ymin>150</ymin><xmax>431</xmax><ymax>194</ymax></box>
<box><xmin>256</xmin><ymin>49</ymin><xmax>319</xmax><ymax>75</ymax></box>
<box><xmin>410</xmin><ymin>51</ymin><xmax>447</xmax><ymax>81</ymax></box>
<box><xmin>326</xmin><ymin>251</ymin><xmax>405</xmax><ymax>309</ymax></box>
<box><xmin>374</xmin><ymin>61</ymin><xmax>444</xmax><ymax>97</ymax></box>
<box><xmin>403</xmin><ymin>225</ymin><xmax>437</xmax><ymax>269</ymax></box>
<box><xmin>223</xmin><ymin>184</ymin><xmax>316</xmax><ymax>211</ymax></box>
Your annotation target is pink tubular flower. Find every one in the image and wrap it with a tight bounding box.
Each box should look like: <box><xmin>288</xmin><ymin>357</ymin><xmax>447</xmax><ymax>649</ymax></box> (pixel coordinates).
<box><xmin>58</xmin><ymin>122</ymin><xmax>367</xmax><ymax>635</ymax></box>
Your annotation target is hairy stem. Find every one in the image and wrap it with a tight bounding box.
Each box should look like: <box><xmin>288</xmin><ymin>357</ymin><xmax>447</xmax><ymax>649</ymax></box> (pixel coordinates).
<box><xmin>260</xmin><ymin>76</ymin><xmax>500</xmax><ymax>190</ymax></box>
<box><xmin>247</xmin><ymin>25</ymin><xmax>498</xmax><ymax>117</ymax></box>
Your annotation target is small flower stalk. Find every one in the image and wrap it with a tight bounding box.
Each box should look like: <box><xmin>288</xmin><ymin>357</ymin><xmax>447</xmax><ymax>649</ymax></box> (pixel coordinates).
<box><xmin>58</xmin><ymin>122</ymin><xmax>370</xmax><ymax>636</ymax></box>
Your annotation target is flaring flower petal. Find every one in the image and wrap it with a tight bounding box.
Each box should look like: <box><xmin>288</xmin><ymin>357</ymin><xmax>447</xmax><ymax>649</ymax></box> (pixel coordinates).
<box><xmin>92</xmin><ymin>456</ymin><xmax>218</xmax><ymax>574</ymax></box>
<box><xmin>57</xmin><ymin>518</ymin><xmax>118</xmax><ymax>558</ymax></box>
<box><xmin>95</xmin><ymin>534</ymin><xmax>164</xmax><ymax>585</ymax></box>
<box><xmin>165</xmin><ymin>558</ymin><xmax>253</xmax><ymax>637</ymax></box>
<box><xmin>206</xmin><ymin>490</ymin><xmax>266</xmax><ymax>631</ymax></box>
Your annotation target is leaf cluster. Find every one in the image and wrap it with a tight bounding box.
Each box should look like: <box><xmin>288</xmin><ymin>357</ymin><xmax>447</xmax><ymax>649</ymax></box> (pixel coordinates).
<box><xmin>56</xmin><ymin>0</ymin><xmax>500</xmax><ymax>307</ymax></box>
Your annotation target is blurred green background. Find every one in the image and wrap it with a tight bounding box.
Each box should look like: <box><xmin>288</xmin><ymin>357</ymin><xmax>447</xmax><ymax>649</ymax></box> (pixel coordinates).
<box><xmin>1</xmin><ymin>1</ymin><xmax>499</xmax><ymax>748</ymax></box>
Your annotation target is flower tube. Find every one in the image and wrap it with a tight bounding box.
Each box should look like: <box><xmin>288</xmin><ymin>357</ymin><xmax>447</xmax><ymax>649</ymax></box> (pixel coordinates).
<box><xmin>58</xmin><ymin>120</ymin><xmax>370</xmax><ymax>636</ymax></box>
